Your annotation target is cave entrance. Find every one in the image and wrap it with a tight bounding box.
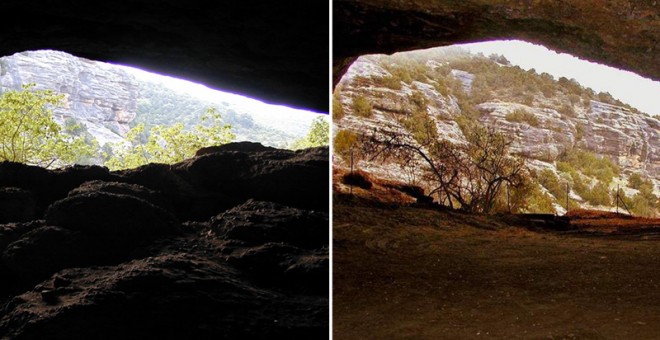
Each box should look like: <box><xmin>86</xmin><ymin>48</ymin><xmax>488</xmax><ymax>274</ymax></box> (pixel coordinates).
<box><xmin>0</xmin><ymin>50</ymin><xmax>328</xmax><ymax>170</ymax></box>
<box><xmin>332</xmin><ymin>40</ymin><xmax>660</xmax><ymax>217</ymax></box>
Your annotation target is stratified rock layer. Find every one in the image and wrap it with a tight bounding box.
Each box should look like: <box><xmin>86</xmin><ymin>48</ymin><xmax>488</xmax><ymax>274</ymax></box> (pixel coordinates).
<box><xmin>0</xmin><ymin>51</ymin><xmax>138</xmax><ymax>141</ymax></box>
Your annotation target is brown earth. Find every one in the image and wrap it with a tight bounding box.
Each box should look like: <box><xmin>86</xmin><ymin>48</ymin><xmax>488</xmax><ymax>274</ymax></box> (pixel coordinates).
<box><xmin>334</xmin><ymin>194</ymin><xmax>660</xmax><ymax>339</ymax></box>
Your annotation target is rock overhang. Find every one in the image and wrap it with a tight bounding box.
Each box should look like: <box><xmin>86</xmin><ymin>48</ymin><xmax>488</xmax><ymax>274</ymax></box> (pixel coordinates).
<box><xmin>0</xmin><ymin>0</ymin><xmax>329</xmax><ymax>113</ymax></box>
<box><xmin>334</xmin><ymin>0</ymin><xmax>660</xmax><ymax>87</ymax></box>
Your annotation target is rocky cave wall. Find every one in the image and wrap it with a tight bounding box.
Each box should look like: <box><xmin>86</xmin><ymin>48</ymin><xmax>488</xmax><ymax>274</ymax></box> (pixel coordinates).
<box><xmin>0</xmin><ymin>0</ymin><xmax>328</xmax><ymax>113</ymax></box>
<box><xmin>334</xmin><ymin>0</ymin><xmax>660</xmax><ymax>86</ymax></box>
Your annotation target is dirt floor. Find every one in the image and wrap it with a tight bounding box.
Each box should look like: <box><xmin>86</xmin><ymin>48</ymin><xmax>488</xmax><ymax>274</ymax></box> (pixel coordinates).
<box><xmin>333</xmin><ymin>195</ymin><xmax>660</xmax><ymax>339</ymax></box>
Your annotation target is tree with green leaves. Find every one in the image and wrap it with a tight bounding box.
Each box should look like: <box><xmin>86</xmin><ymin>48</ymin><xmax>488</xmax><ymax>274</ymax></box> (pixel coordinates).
<box><xmin>291</xmin><ymin>116</ymin><xmax>329</xmax><ymax>150</ymax></box>
<box><xmin>0</xmin><ymin>83</ymin><xmax>98</xmax><ymax>168</ymax></box>
<box><xmin>104</xmin><ymin>108</ymin><xmax>235</xmax><ymax>170</ymax></box>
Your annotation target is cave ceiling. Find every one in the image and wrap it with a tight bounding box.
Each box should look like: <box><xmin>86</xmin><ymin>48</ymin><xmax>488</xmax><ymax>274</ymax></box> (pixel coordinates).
<box><xmin>0</xmin><ymin>0</ymin><xmax>329</xmax><ymax>113</ymax></box>
<box><xmin>334</xmin><ymin>0</ymin><xmax>660</xmax><ymax>87</ymax></box>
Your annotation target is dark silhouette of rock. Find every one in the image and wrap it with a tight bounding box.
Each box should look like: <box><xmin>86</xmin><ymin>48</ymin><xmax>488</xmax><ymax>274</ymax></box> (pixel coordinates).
<box><xmin>210</xmin><ymin>200</ymin><xmax>328</xmax><ymax>294</ymax></box>
<box><xmin>342</xmin><ymin>171</ymin><xmax>373</xmax><ymax>189</ymax></box>
<box><xmin>0</xmin><ymin>187</ymin><xmax>35</xmax><ymax>223</ymax></box>
<box><xmin>0</xmin><ymin>145</ymin><xmax>328</xmax><ymax>338</ymax></box>
<box><xmin>211</xmin><ymin>199</ymin><xmax>327</xmax><ymax>249</ymax></box>
<box><xmin>0</xmin><ymin>144</ymin><xmax>328</xmax><ymax>221</ymax></box>
<box><xmin>0</xmin><ymin>1</ymin><xmax>329</xmax><ymax>113</ymax></box>
<box><xmin>0</xmin><ymin>162</ymin><xmax>115</xmax><ymax>218</ymax></box>
<box><xmin>45</xmin><ymin>192</ymin><xmax>178</xmax><ymax>244</ymax></box>
<box><xmin>0</xmin><ymin>254</ymin><xmax>328</xmax><ymax>339</ymax></box>
<box><xmin>0</xmin><ymin>222</ymin><xmax>45</xmax><ymax>294</ymax></box>
<box><xmin>68</xmin><ymin>180</ymin><xmax>173</xmax><ymax>212</ymax></box>
<box><xmin>225</xmin><ymin>242</ymin><xmax>329</xmax><ymax>295</ymax></box>
<box><xmin>117</xmin><ymin>162</ymin><xmax>232</xmax><ymax>221</ymax></box>
<box><xmin>195</xmin><ymin>141</ymin><xmax>278</xmax><ymax>156</ymax></box>
<box><xmin>0</xmin><ymin>222</ymin><xmax>41</xmax><ymax>254</ymax></box>
<box><xmin>2</xmin><ymin>226</ymin><xmax>87</xmax><ymax>284</ymax></box>
<box><xmin>176</xmin><ymin>146</ymin><xmax>329</xmax><ymax>213</ymax></box>
<box><xmin>334</xmin><ymin>0</ymin><xmax>660</xmax><ymax>88</ymax></box>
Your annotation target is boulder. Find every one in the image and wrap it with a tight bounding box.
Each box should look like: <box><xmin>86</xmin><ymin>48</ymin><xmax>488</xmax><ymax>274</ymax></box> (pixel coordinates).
<box><xmin>176</xmin><ymin>147</ymin><xmax>329</xmax><ymax>212</ymax></box>
<box><xmin>45</xmin><ymin>192</ymin><xmax>178</xmax><ymax>245</ymax></box>
<box><xmin>211</xmin><ymin>199</ymin><xmax>327</xmax><ymax>249</ymax></box>
<box><xmin>2</xmin><ymin>226</ymin><xmax>87</xmax><ymax>284</ymax></box>
<box><xmin>69</xmin><ymin>180</ymin><xmax>172</xmax><ymax>212</ymax></box>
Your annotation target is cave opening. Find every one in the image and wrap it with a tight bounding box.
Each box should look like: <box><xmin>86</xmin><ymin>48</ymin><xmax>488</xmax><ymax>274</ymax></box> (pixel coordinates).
<box><xmin>0</xmin><ymin>49</ymin><xmax>329</xmax><ymax>171</ymax></box>
<box><xmin>333</xmin><ymin>39</ymin><xmax>660</xmax><ymax>217</ymax></box>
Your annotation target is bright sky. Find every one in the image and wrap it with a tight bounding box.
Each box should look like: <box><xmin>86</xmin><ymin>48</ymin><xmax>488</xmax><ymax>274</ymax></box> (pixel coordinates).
<box><xmin>462</xmin><ymin>40</ymin><xmax>660</xmax><ymax>116</ymax></box>
<box><xmin>122</xmin><ymin>66</ymin><xmax>324</xmax><ymax>121</ymax></box>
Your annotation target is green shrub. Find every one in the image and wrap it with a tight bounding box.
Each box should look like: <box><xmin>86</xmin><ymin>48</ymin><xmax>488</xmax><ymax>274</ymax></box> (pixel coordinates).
<box><xmin>334</xmin><ymin>129</ymin><xmax>359</xmax><ymax>160</ymax></box>
<box><xmin>556</xmin><ymin>161</ymin><xmax>573</xmax><ymax>173</ymax></box>
<box><xmin>559</xmin><ymin>149</ymin><xmax>619</xmax><ymax>184</ymax></box>
<box><xmin>574</xmin><ymin>123</ymin><xmax>585</xmax><ymax>141</ymax></box>
<box><xmin>538</xmin><ymin>169</ymin><xmax>564</xmax><ymax>201</ymax></box>
<box><xmin>351</xmin><ymin>95</ymin><xmax>373</xmax><ymax>118</ymax></box>
<box><xmin>380</xmin><ymin>75</ymin><xmax>402</xmax><ymax>90</ymax></box>
<box><xmin>506</xmin><ymin>109</ymin><xmax>540</xmax><ymax>127</ymax></box>
<box><xmin>409</xmin><ymin>90</ymin><xmax>428</xmax><ymax>111</ymax></box>
<box><xmin>332</xmin><ymin>95</ymin><xmax>345</xmax><ymax>120</ymax></box>
<box><xmin>558</xmin><ymin>103</ymin><xmax>576</xmax><ymax>117</ymax></box>
<box><xmin>628</xmin><ymin>172</ymin><xmax>644</xmax><ymax>189</ymax></box>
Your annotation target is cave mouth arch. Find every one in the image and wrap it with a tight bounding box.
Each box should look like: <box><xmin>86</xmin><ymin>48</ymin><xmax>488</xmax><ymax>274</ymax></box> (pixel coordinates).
<box><xmin>0</xmin><ymin>49</ymin><xmax>326</xmax><ymax>170</ymax></box>
<box><xmin>333</xmin><ymin>40</ymin><xmax>660</xmax><ymax>216</ymax></box>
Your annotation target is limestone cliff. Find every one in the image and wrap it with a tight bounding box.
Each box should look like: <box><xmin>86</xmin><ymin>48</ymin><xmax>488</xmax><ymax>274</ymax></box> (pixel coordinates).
<box><xmin>0</xmin><ymin>50</ymin><xmax>138</xmax><ymax>145</ymax></box>
<box><xmin>0</xmin><ymin>50</ymin><xmax>317</xmax><ymax>149</ymax></box>
<box><xmin>334</xmin><ymin>49</ymin><xmax>660</xmax><ymax>211</ymax></box>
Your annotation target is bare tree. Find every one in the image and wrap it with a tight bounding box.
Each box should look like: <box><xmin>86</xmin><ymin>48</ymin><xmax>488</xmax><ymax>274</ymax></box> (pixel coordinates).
<box><xmin>362</xmin><ymin>120</ymin><xmax>525</xmax><ymax>213</ymax></box>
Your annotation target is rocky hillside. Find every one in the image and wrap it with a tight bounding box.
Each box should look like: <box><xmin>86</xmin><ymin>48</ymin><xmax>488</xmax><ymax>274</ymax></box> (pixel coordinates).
<box><xmin>0</xmin><ymin>50</ymin><xmax>137</xmax><ymax>145</ymax></box>
<box><xmin>334</xmin><ymin>47</ymin><xmax>660</xmax><ymax>215</ymax></box>
<box><xmin>0</xmin><ymin>142</ymin><xmax>328</xmax><ymax>338</ymax></box>
<box><xmin>0</xmin><ymin>50</ymin><xmax>315</xmax><ymax>148</ymax></box>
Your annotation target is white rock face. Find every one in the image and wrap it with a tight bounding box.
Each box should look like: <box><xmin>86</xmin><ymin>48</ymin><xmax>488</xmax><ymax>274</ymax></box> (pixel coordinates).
<box><xmin>335</xmin><ymin>54</ymin><xmax>660</xmax><ymax>207</ymax></box>
<box><xmin>0</xmin><ymin>50</ymin><xmax>138</xmax><ymax>144</ymax></box>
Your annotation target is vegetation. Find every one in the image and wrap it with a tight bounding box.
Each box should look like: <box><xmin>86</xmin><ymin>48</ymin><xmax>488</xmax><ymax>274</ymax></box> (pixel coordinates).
<box><xmin>332</xmin><ymin>92</ymin><xmax>345</xmax><ymax>120</ymax></box>
<box><xmin>558</xmin><ymin>149</ymin><xmax>619</xmax><ymax>184</ymax></box>
<box><xmin>0</xmin><ymin>84</ymin><xmax>98</xmax><ymax>168</ymax></box>
<box><xmin>505</xmin><ymin>109</ymin><xmax>540</xmax><ymax>127</ymax></box>
<box><xmin>0</xmin><ymin>80</ymin><xmax>319</xmax><ymax>173</ymax></box>
<box><xmin>291</xmin><ymin>116</ymin><xmax>329</xmax><ymax>149</ymax></box>
<box><xmin>134</xmin><ymin>81</ymin><xmax>297</xmax><ymax>148</ymax></box>
<box><xmin>339</xmin><ymin>47</ymin><xmax>658</xmax><ymax>216</ymax></box>
<box><xmin>363</xmin><ymin>121</ymin><xmax>525</xmax><ymax>213</ymax></box>
<box><xmin>104</xmin><ymin>108</ymin><xmax>235</xmax><ymax>170</ymax></box>
<box><xmin>351</xmin><ymin>95</ymin><xmax>373</xmax><ymax>118</ymax></box>
<box><xmin>492</xmin><ymin>171</ymin><xmax>556</xmax><ymax>214</ymax></box>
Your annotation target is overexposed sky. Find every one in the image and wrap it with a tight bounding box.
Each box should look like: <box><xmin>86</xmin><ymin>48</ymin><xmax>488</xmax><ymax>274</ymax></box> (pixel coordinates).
<box><xmin>122</xmin><ymin>66</ymin><xmax>323</xmax><ymax>119</ymax></box>
<box><xmin>462</xmin><ymin>40</ymin><xmax>660</xmax><ymax>116</ymax></box>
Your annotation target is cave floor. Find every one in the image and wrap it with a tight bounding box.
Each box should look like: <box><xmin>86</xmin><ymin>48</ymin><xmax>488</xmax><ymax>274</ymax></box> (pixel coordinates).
<box><xmin>333</xmin><ymin>196</ymin><xmax>660</xmax><ymax>339</ymax></box>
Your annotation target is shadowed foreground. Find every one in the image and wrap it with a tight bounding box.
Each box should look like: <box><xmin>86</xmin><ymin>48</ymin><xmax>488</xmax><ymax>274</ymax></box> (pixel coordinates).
<box><xmin>334</xmin><ymin>195</ymin><xmax>660</xmax><ymax>339</ymax></box>
<box><xmin>0</xmin><ymin>142</ymin><xmax>328</xmax><ymax>339</ymax></box>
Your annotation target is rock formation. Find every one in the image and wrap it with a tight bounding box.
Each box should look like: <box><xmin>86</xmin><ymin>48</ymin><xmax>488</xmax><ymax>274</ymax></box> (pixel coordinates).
<box><xmin>0</xmin><ymin>1</ymin><xmax>328</xmax><ymax>113</ymax></box>
<box><xmin>0</xmin><ymin>143</ymin><xmax>329</xmax><ymax>338</ymax></box>
<box><xmin>334</xmin><ymin>0</ymin><xmax>660</xmax><ymax>88</ymax></box>
<box><xmin>0</xmin><ymin>50</ymin><xmax>139</xmax><ymax>143</ymax></box>
<box><xmin>334</xmin><ymin>51</ymin><xmax>659</xmax><ymax>212</ymax></box>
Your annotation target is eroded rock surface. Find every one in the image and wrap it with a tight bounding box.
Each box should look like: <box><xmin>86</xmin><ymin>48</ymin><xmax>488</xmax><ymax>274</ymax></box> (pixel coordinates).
<box><xmin>334</xmin><ymin>0</ymin><xmax>660</xmax><ymax>86</ymax></box>
<box><xmin>0</xmin><ymin>144</ymin><xmax>328</xmax><ymax>338</ymax></box>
